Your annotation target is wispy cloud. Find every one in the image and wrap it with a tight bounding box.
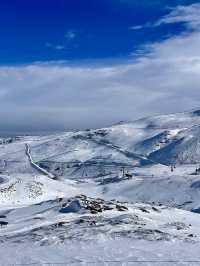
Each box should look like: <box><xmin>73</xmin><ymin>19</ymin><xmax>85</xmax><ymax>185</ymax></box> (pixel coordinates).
<box><xmin>129</xmin><ymin>25</ymin><xmax>145</xmax><ymax>30</ymax></box>
<box><xmin>54</xmin><ymin>45</ymin><xmax>65</xmax><ymax>50</ymax></box>
<box><xmin>129</xmin><ymin>3</ymin><xmax>200</xmax><ymax>31</ymax></box>
<box><xmin>129</xmin><ymin>22</ymin><xmax>153</xmax><ymax>31</ymax></box>
<box><xmin>65</xmin><ymin>30</ymin><xmax>76</xmax><ymax>40</ymax></box>
<box><xmin>45</xmin><ymin>30</ymin><xmax>77</xmax><ymax>52</ymax></box>
<box><xmin>45</xmin><ymin>43</ymin><xmax>65</xmax><ymax>50</ymax></box>
<box><xmin>156</xmin><ymin>3</ymin><xmax>200</xmax><ymax>29</ymax></box>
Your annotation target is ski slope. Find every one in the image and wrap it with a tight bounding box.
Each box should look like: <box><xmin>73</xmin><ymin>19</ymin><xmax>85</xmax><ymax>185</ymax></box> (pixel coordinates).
<box><xmin>0</xmin><ymin>108</ymin><xmax>200</xmax><ymax>264</ymax></box>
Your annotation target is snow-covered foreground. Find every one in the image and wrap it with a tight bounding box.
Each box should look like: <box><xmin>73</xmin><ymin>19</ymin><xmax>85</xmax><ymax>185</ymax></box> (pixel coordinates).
<box><xmin>0</xmin><ymin>195</ymin><xmax>200</xmax><ymax>265</ymax></box>
<box><xmin>1</xmin><ymin>239</ymin><xmax>200</xmax><ymax>266</ymax></box>
<box><xmin>1</xmin><ymin>109</ymin><xmax>200</xmax><ymax>264</ymax></box>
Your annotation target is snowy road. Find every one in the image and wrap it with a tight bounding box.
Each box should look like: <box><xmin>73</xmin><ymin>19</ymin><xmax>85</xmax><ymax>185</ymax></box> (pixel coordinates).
<box><xmin>82</xmin><ymin>134</ymin><xmax>168</xmax><ymax>166</ymax></box>
<box><xmin>25</xmin><ymin>143</ymin><xmax>55</xmax><ymax>179</ymax></box>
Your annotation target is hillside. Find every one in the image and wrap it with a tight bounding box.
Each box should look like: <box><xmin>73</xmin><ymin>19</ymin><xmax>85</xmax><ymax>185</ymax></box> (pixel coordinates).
<box><xmin>0</xmin><ymin>108</ymin><xmax>200</xmax><ymax>264</ymax></box>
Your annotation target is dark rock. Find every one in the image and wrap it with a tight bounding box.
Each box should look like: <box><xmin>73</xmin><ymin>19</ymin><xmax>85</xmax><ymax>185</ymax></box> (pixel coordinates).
<box><xmin>58</xmin><ymin>198</ymin><xmax>63</xmax><ymax>202</ymax></box>
<box><xmin>91</xmin><ymin>210</ymin><xmax>98</xmax><ymax>214</ymax></box>
<box><xmin>139</xmin><ymin>207</ymin><xmax>150</xmax><ymax>213</ymax></box>
<box><xmin>0</xmin><ymin>221</ymin><xmax>8</xmax><ymax>227</ymax></box>
<box><xmin>89</xmin><ymin>221</ymin><xmax>96</xmax><ymax>226</ymax></box>
<box><xmin>152</xmin><ymin>207</ymin><xmax>160</xmax><ymax>212</ymax></box>
<box><xmin>116</xmin><ymin>205</ymin><xmax>128</xmax><ymax>211</ymax></box>
<box><xmin>103</xmin><ymin>205</ymin><xmax>114</xmax><ymax>211</ymax></box>
<box><xmin>57</xmin><ymin>221</ymin><xmax>66</xmax><ymax>227</ymax></box>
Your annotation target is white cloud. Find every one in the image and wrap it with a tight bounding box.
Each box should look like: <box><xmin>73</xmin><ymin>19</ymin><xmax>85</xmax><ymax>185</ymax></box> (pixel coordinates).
<box><xmin>65</xmin><ymin>30</ymin><xmax>76</xmax><ymax>40</ymax></box>
<box><xmin>129</xmin><ymin>3</ymin><xmax>200</xmax><ymax>30</ymax></box>
<box><xmin>2</xmin><ymin>3</ymin><xmax>200</xmax><ymax>132</ymax></box>
<box><xmin>129</xmin><ymin>21</ymin><xmax>154</xmax><ymax>31</ymax></box>
<box><xmin>45</xmin><ymin>30</ymin><xmax>77</xmax><ymax>52</ymax></box>
<box><xmin>45</xmin><ymin>43</ymin><xmax>65</xmax><ymax>51</ymax></box>
<box><xmin>54</xmin><ymin>45</ymin><xmax>65</xmax><ymax>50</ymax></box>
<box><xmin>156</xmin><ymin>3</ymin><xmax>200</xmax><ymax>29</ymax></box>
<box><xmin>129</xmin><ymin>25</ymin><xmax>144</xmax><ymax>30</ymax></box>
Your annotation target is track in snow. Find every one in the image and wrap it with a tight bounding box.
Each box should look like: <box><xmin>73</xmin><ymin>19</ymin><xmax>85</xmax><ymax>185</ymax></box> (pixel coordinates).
<box><xmin>81</xmin><ymin>134</ymin><xmax>168</xmax><ymax>166</ymax></box>
<box><xmin>25</xmin><ymin>144</ymin><xmax>55</xmax><ymax>179</ymax></box>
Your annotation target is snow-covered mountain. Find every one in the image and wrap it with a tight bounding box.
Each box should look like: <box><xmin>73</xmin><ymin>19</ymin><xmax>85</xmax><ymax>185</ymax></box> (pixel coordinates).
<box><xmin>1</xmin><ymin>108</ymin><xmax>200</xmax><ymax>264</ymax></box>
<box><xmin>1</xmin><ymin>109</ymin><xmax>200</xmax><ymax>206</ymax></box>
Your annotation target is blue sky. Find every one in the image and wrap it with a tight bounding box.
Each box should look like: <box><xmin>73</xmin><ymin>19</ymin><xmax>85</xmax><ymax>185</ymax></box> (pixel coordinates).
<box><xmin>1</xmin><ymin>0</ymin><xmax>200</xmax><ymax>133</ymax></box>
<box><xmin>0</xmin><ymin>0</ymin><xmax>198</xmax><ymax>64</ymax></box>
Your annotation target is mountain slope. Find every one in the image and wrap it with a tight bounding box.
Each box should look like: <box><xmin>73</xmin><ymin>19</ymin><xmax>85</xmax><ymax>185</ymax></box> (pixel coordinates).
<box><xmin>149</xmin><ymin>125</ymin><xmax>200</xmax><ymax>165</ymax></box>
<box><xmin>1</xmin><ymin>108</ymin><xmax>200</xmax><ymax>264</ymax></box>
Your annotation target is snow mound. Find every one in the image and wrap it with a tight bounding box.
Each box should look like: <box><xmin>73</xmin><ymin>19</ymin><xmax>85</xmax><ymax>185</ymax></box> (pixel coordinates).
<box><xmin>59</xmin><ymin>199</ymin><xmax>82</xmax><ymax>213</ymax></box>
<box><xmin>0</xmin><ymin>175</ymin><xmax>78</xmax><ymax>207</ymax></box>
